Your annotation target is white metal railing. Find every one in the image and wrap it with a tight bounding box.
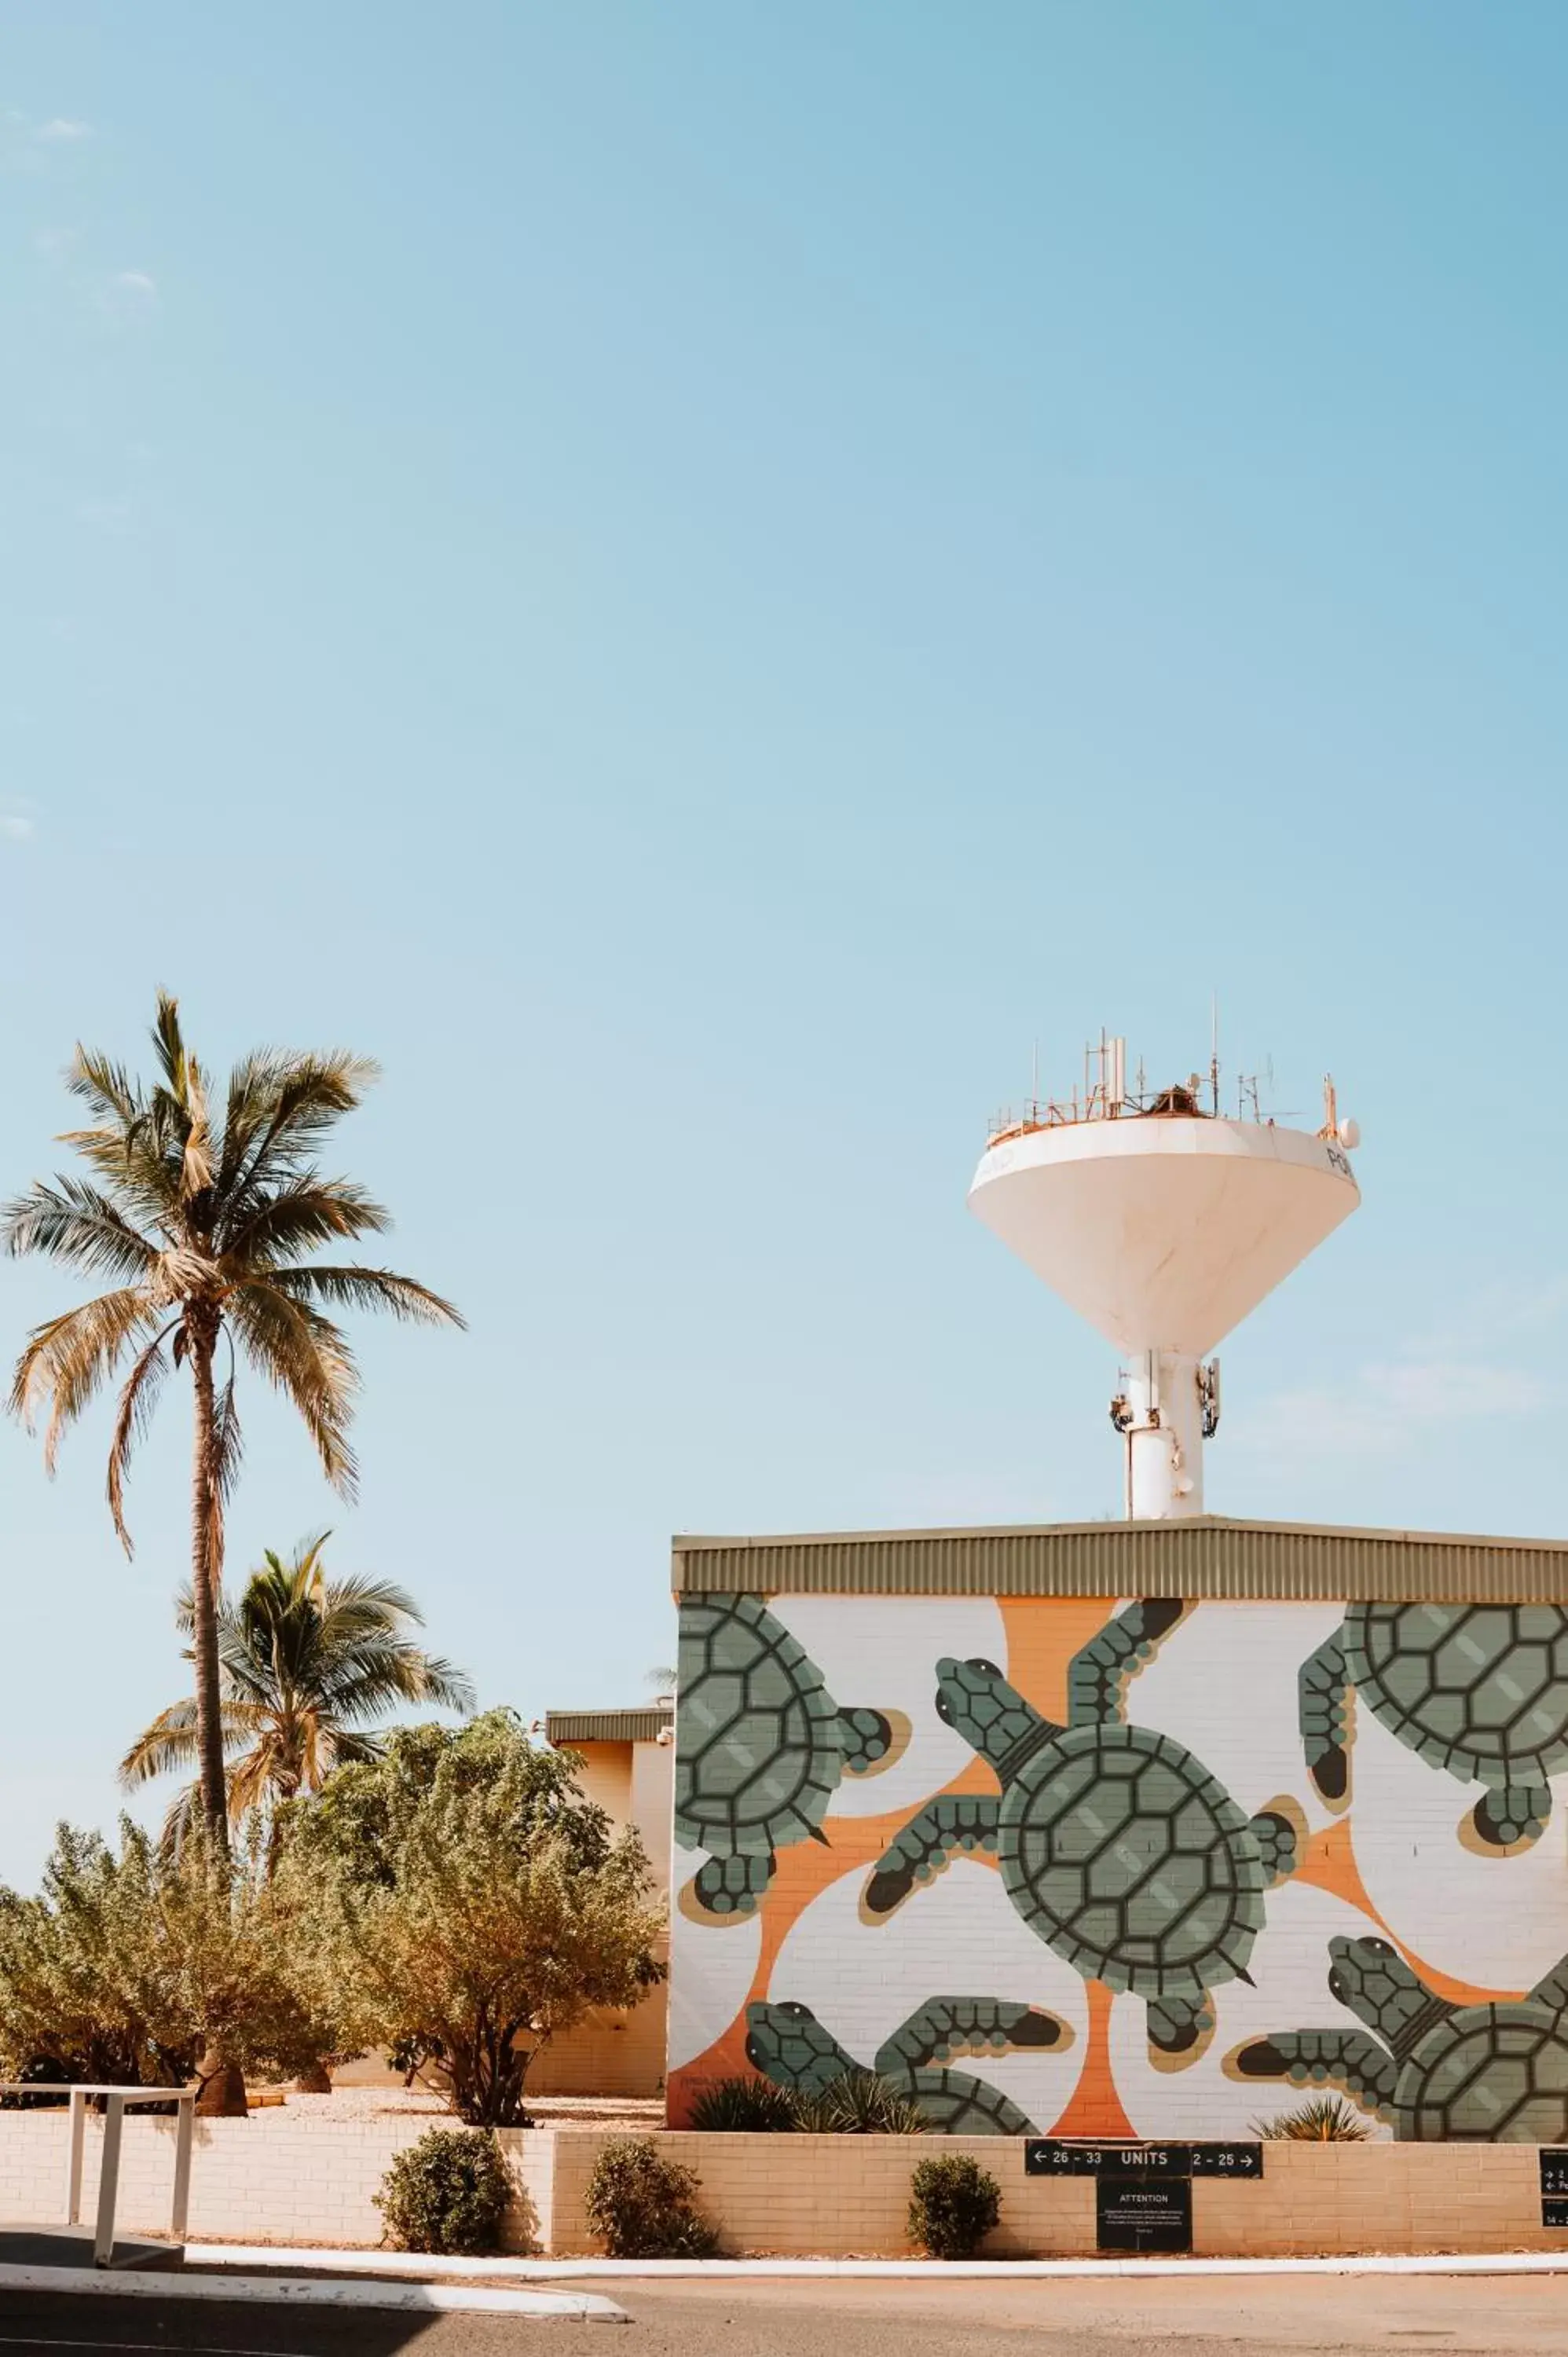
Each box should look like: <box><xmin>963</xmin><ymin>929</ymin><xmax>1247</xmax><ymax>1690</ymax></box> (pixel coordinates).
<box><xmin>0</xmin><ymin>2083</ymin><xmax>196</xmax><ymax>2266</ymax></box>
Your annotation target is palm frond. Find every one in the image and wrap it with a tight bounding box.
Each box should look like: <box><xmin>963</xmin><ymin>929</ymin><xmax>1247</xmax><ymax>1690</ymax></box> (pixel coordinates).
<box><xmin>178</xmin><ymin>1054</ymin><xmax>214</xmax><ymax>1198</ymax></box>
<box><xmin>310</xmin><ymin>1571</ymin><xmax>422</xmax><ymax>1628</ymax></box>
<box><xmin>264</xmin><ymin>1264</ymin><xmax>464</xmax><ymax>1328</ymax></box>
<box><xmin>317</xmin><ymin>1727</ymin><xmax>387</xmax><ymax>1769</ymax></box>
<box><xmin>118</xmin><ymin>1696</ymin><xmax>270</xmax><ymax>1787</ymax></box>
<box><xmin>218</xmin><ymin>1178</ymin><xmax>391</xmax><ymax>1264</ymax></box>
<box><xmin>311</xmin><ymin>1641</ymin><xmax>477</xmax><ymax>1720</ymax></box>
<box><xmin>152</xmin><ymin>992</ymin><xmax>188</xmax><ymax>1096</ymax></box>
<box><xmin>215</xmin><ymin>1050</ymin><xmax>292</xmax><ymax>1195</ymax></box>
<box><xmin>203</xmin><ymin>1358</ymin><xmax>244</xmax><ymax>1591</ymax></box>
<box><xmin>0</xmin><ymin>1180</ymin><xmax>159</xmax><ymax>1282</ymax></box>
<box><xmin>223</xmin><ymin>1282</ymin><xmax>359</xmax><ymax>1494</ymax></box>
<box><xmin>64</xmin><ymin>1047</ymin><xmax>141</xmax><ymax>1129</ymax></box>
<box><xmin>106</xmin><ymin>1321</ymin><xmax>177</xmax><ymax>1554</ymax></box>
<box><xmin>10</xmin><ymin>1289</ymin><xmax>160</xmax><ymax>1470</ymax></box>
<box><xmin>222</xmin><ymin>1052</ymin><xmax>382</xmax><ymax>1214</ymax></box>
<box><xmin>52</xmin><ymin>1127</ymin><xmax>183</xmax><ymax>1227</ymax></box>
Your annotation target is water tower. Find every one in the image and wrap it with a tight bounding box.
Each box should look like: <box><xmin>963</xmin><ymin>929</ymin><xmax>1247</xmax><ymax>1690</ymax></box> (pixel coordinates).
<box><xmin>969</xmin><ymin>1039</ymin><xmax>1361</xmax><ymax>1519</ymax></box>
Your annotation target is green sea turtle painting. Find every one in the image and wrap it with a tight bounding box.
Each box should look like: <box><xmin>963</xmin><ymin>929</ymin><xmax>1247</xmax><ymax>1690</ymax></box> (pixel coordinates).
<box><xmin>746</xmin><ymin>1994</ymin><xmax>1070</xmax><ymax>2133</ymax></box>
<box><xmin>675</xmin><ymin>1593</ymin><xmax>907</xmax><ymax>1919</ymax></box>
<box><xmin>862</xmin><ymin>1601</ymin><xmax>1302</xmax><ymax>2062</ymax></box>
<box><xmin>1229</xmin><ymin>1934</ymin><xmax>1568</xmax><ymax>2140</ymax></box>
<box><xmin>1299</xmin><ymin>1604</ymin><xmax>1568</xmax><ymax>1852</ymax></box>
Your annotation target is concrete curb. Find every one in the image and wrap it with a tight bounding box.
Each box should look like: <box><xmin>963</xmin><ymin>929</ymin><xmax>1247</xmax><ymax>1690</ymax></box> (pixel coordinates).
<box><xmin>0</xmin><ymin>2260</ymin><xmax>626</xmax><ymax>2319</ymax></box>
<box><xmin>185</xmin><ymin>2242</ymin><xmax>1568</xmax><ymax>2281</ymax></box>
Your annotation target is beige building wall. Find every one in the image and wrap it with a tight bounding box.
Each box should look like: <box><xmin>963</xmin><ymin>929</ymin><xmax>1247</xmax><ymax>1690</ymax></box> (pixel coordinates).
<box><xmin>529</xmin><ymin>1722</ymin><xmax>672</xmax><ymax>2099</ymax></box>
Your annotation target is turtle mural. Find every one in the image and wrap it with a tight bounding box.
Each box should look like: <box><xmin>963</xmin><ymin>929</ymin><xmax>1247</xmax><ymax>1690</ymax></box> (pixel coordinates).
<box><xmin>1299</xmin><ymin>1604</ymin><xmax>1568</xmax><ymax>1851</ymax></box>
<box><xmin>676</xmin><ymin>1593</ymin><xmax>905</xmax><ymax>1919</ymax></box>
<box><xmin>1228</xmin><ymin>1934</ymin><xmax>1568</xmax><ymax>2141</ymax></box>
<box><xmin>863</xmin><ymin>1601</ymin><xmax>1302</xmax><ymax>2062</ymax></box>
<box><xmin>746</xmin><ymin>1994</ymin><xmax>1069</xmax><ymax>2133</ymax></box>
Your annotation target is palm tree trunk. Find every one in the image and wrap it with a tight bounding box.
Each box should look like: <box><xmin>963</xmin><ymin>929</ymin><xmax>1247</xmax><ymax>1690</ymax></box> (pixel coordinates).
<box><xmin>187</xmin><ymin>1325</ymin><xmax>229</xmax><ymax>1849</ymax></box>
<box><xmin>189</xmin><ymin>1327</ymin><xmax>247</xmax><ymax>2117</ymax></box>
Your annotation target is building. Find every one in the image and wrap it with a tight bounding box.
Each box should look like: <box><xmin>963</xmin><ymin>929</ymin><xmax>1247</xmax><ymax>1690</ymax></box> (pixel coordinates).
<box><xmin>533</xmin><ymin>1703</ymin><xmax>673</xmax><ymax>2099</ymax></box>
<box><xmin>660</xmin><ymin>1047</ymin><xmax>1568</xmax><ymax>2144</ymax></box>
<box><xmin>665</xmin><ymin>1517</ymin><xmax>1568</xmax><ymax>2139</ymax></box>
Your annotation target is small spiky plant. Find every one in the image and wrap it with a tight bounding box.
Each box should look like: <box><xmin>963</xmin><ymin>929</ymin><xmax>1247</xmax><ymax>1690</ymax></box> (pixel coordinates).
<box><xmin>688</xmin><ymin>2075</ymin><xmax>800</xmax><ymax>2132</ymax></box>
<box><xmin>1255</xmin><ymin>2095</ymin><xmax>1372</xmax><ymax>2142</ymax></box>
<box><xmin>792</xmin><ymin>2070</ymin><xmax>927</xmax><ymax>2135</ymax></box>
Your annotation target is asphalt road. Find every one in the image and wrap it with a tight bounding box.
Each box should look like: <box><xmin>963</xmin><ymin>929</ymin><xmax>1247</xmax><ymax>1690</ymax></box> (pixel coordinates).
<box><xmin>3</xmin><ymin>2274</ymin><xmax>1566</xmax><ymax>2357</ymax></box>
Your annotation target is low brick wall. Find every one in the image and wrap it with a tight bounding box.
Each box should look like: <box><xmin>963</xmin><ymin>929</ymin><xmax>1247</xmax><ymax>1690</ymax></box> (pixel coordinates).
<box><xmin>1</xmin><ymin>2113</ymin><xmax>1561</xmax><ymax>2258</ymax></box>
<box><xmin>0</xmin><ymin>2109</ymin><xmax>552</xmax><ymax>2254</ymax></box>
<box><xmin>549</xmin><ymin>2133</ymin><xmax>1568</xmax><ymax>2258</ymax></box>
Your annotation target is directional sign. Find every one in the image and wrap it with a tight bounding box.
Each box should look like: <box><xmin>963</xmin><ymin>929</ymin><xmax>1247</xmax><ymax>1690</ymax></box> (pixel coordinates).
<box><xmin>1190</xmin><ymin>2143</ymin><xmax>1263</xmax><ymax>2179</ymax></box>
<box><xmin>1024</xmin><ymin>2141</ymin><xmax>1189</xmax><ymax>2177</ymax></box>
<box><xmin>1024</xmin><ymin>2140</ymin><xmax>1263</xmax><ymax>2181</ymax></box>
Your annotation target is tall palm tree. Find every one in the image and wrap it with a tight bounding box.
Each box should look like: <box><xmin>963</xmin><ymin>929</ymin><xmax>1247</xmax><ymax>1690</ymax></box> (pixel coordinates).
<box><xmin>5</xmin><ymin>995</ymin><xmax>463</xmax><ymax>1846</ymax></box>
<box><xmin>120</xmin><ymin>1534</ymin><xmax>477</xmax><ymax>1841</ymax></box>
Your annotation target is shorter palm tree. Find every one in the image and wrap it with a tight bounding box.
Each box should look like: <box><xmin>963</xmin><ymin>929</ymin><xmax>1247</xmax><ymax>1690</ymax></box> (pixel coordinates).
<box><xmin>122</xmin><ymin>1534</ymin><xmax>476</xmax><ymax>1844</ymax></box>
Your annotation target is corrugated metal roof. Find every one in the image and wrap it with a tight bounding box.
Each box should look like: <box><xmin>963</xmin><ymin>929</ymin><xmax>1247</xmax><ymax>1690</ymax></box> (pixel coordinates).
<box><xmin>544</xmin><ymin>1708</ymin><xmax>672</xmax><ymax>1745</ymax></box>
<box><xmin>669</xmin><ymin>1516</ymin><xmax>1568</xmax><ymax>1602</ymax></box>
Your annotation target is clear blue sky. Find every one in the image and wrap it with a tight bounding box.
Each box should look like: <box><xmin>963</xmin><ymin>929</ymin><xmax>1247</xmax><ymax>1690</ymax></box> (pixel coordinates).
<box><xmin>2</xmin><ymin>4</ymin><xmax>1566</xmax><ymax>1886</ymax></box>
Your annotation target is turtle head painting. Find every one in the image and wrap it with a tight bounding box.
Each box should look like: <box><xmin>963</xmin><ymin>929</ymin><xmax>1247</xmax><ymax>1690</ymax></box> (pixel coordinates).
<box><xmin>668</xmin><ymin>1593</ymin><xmax>1568</xmax><ymax>2138</ymax></box>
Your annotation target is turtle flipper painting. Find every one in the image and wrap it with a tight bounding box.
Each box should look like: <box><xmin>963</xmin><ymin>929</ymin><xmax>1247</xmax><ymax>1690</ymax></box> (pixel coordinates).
<box><xmin>669</xmin><ymin>1593</ymin><xmax>1568</xmax><ymax>2139</ymax></box>
<box><xmin>1299</xmin><ymin>1604</ymin><xmax>1568</xmax><ymax>1853</ymax></box>
<box><xmin>674</xmin><ymin>1593</ymin><xmax>904</xmax><ymax>1919</ymax></box>
<box><xmin>746</xmin><ymin>1994</ymin><xmax>1068</xmax><ymax>2133</ymax></box>
<box><xmin>1227</xmin><ymin>1934</ymin><xmax>1568</xmax><ymax>2141</ymax></box>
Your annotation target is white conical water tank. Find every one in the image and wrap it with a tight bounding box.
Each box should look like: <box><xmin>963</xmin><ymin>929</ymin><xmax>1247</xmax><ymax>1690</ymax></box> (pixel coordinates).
<box><xmin>969</xmin><ymin>1087</ymin><xmax>1359</xmax><ymax>1519</ymax></box>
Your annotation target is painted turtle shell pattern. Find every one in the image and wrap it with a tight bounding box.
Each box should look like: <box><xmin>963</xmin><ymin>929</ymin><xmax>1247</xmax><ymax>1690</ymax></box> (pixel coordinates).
<box><xmin>999</xmin><ymin>1721</ymin><xmax>1270</xmax><ymax>1996</ymax></box>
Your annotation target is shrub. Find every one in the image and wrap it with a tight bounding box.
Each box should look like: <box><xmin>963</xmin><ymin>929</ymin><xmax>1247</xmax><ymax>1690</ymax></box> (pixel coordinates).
<box><xmin>792</xmin><ymin>2071</ymin><xmax>928</xmax><ymax>2135</ymax></box>
<box><xmin>907</xmin><ymin>2154</ymin><xmax>1002</xmax><ymax>2260</ymax></box>
<box><xmin>288</xmin><ymin>1716</ymin><xmax>665</xmax><ymax>2126</ymax></box>
<box><xmin>584</xmin><ymin>2138</ymin><xmax>717</xmax><ymax>2258</ymax></box>
<box><xmin>1255</xmin><ymin>2095</ymin><xmax>1372</xmax><ymax>2142</ymax></box>
<box><xmin>689</xmin><ymin>2075</ymin><xmax>800</xmax><ymax>2132</ymax></box>
<box><xmin>375</xmin><ymin>2127</ymin><xmax>515</xmax><ymax>2253</ymax></box>
<box><xmin>0</xmin><ymin>1818</ymin><xmax>335</xmax><ymax>2101</ymax></box>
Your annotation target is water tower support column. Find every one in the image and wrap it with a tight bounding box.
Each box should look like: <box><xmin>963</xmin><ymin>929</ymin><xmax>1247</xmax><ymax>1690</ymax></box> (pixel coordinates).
<box><xmin>1120</xmin><ymin>1351</ymin><xmax>1205</xmax><ymax>1520</ymax></box>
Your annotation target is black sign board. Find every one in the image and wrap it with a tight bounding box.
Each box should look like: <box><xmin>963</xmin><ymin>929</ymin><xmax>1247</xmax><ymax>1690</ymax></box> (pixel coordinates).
<box><xmin>1540</xmin><ymin>2150</ymin><xmax>1568</xmax><ymax>2224</ymax></box>
<box><xmin>1024</xmin><ymin>2140</ymin><xmax>1262</xmax><ymax>2181</ymax></box>
<box><xmin>1191</xmin><ymin>2142</ymin><xmax>1263</xmax><ymax>2179</ymax></box>
<box><xmin>1026</xmin><ymin>2141</ymin><xmax>1186</xmax><ymax>2176</ymax></box>
<box><xmin>1096</xmin><ymin>2172</ymin><xmax>1193</xmax><ymax>2254</ymax></box>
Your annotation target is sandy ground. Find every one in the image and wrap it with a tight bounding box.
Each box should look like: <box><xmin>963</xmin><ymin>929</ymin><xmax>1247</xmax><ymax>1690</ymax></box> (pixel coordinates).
<box><xmin>277</xmin><ymin>2086</ymin><xmax>665</xmax><ymax>2131</ymax></box>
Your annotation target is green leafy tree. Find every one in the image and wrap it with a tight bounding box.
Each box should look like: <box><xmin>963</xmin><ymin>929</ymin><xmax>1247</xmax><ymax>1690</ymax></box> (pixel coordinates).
<box><xmin>3</xmin><ymin>995</ymin><xmax>463</xmax><ymax>1846</ymax></box>
<box><xmin>285</xmin><ymin>1712</ymin><xmax>665</xmax><ymax>2127</ymax></box>
<box><xmin>0</xmin><ymin>1827</ymin><xmax>193</xmax><ymax>2087</ymax></box>
<box><xmin>0</xmin><ymin>1817</ymin><xmax>339</xmax><ymax>2103</ymax></box>
<box><xmin>120</xmin><ymin>1534</ymin><xmax>475</xmax><ymax>1845</ymax></box>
